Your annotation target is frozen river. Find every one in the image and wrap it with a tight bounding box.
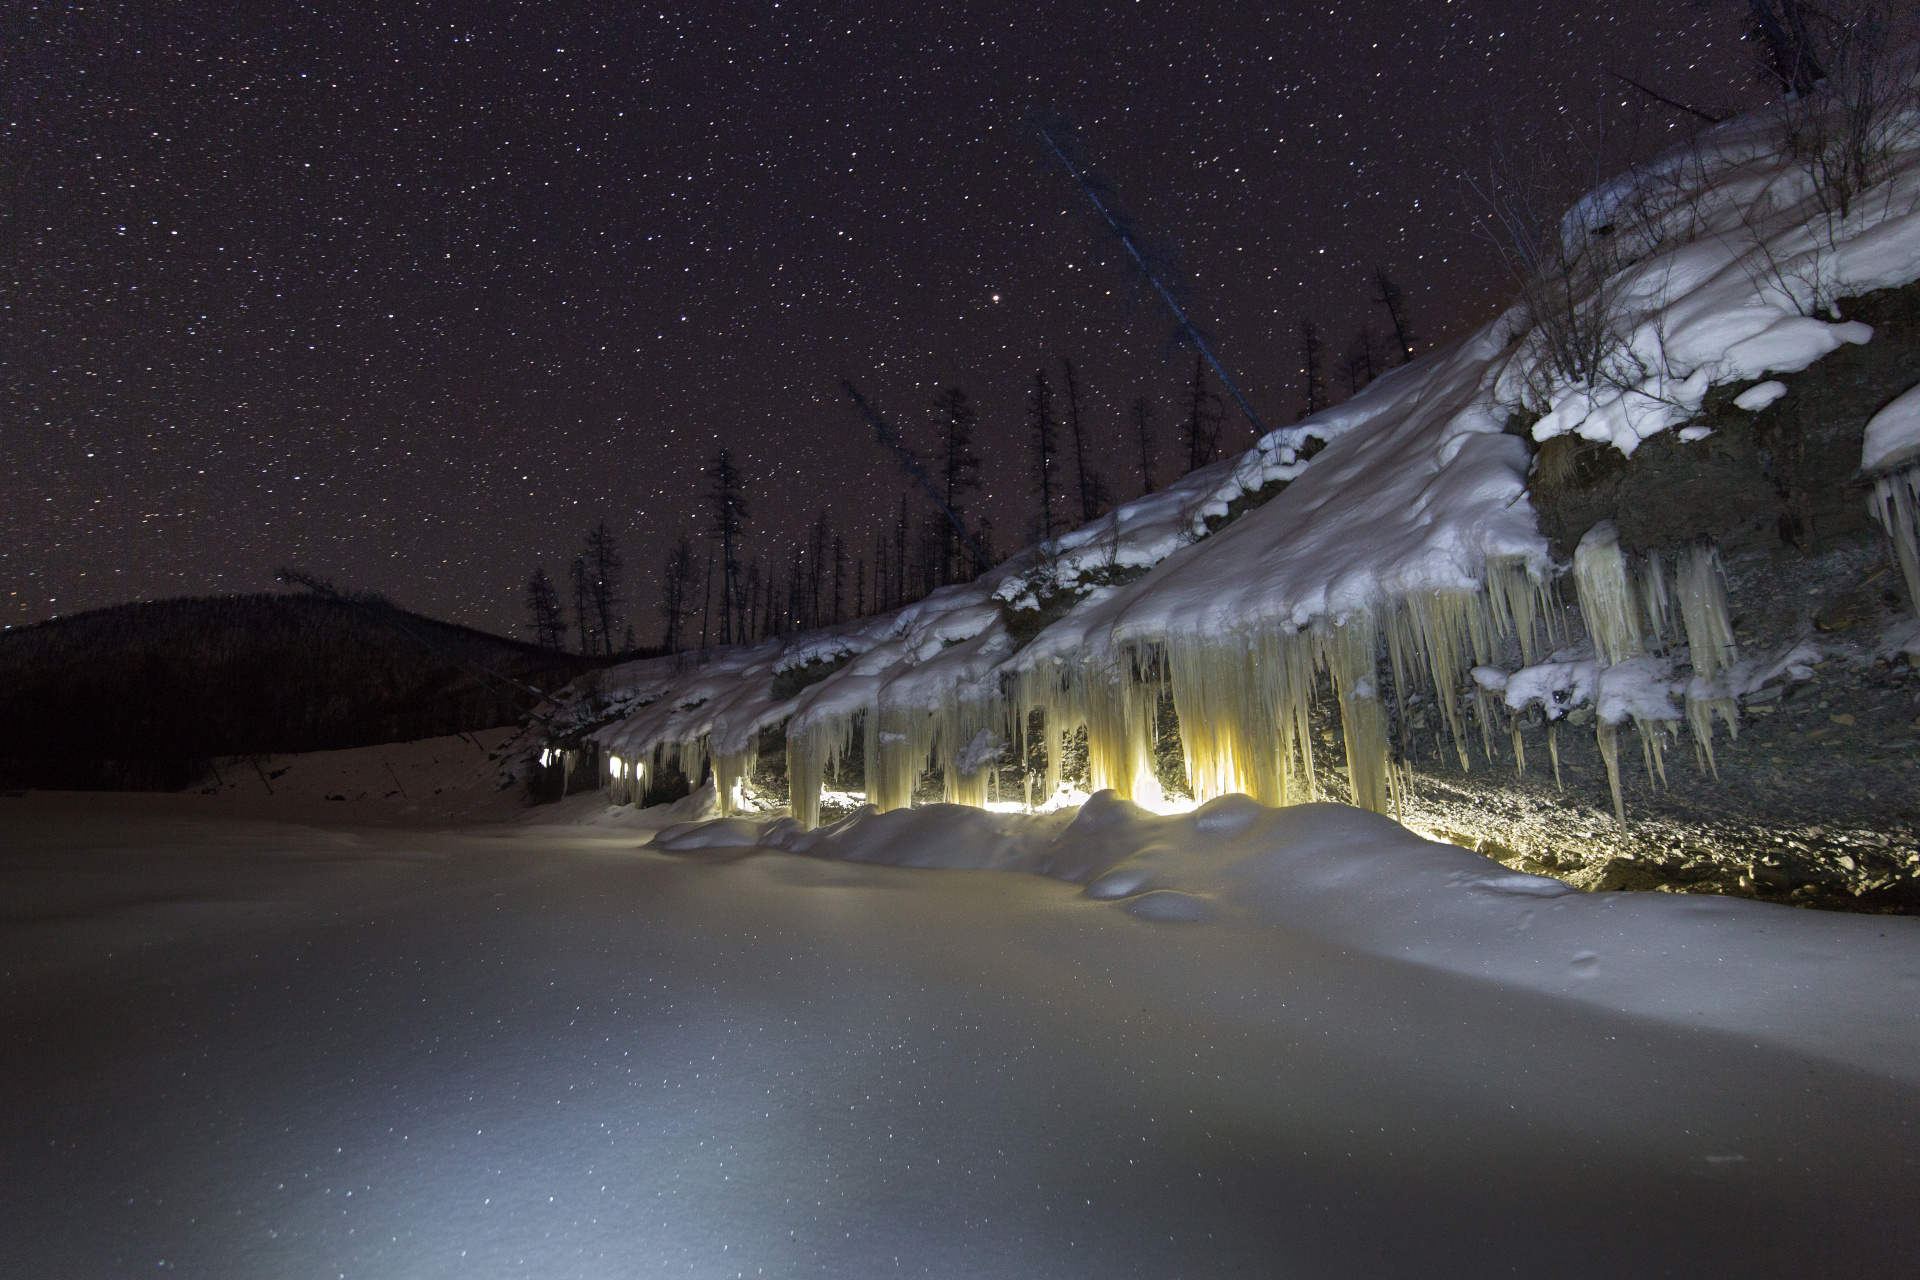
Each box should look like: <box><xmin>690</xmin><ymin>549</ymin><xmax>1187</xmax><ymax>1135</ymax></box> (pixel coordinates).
<box><xmin>3</xmin><ymin>793</ymin><xmax>1917</xmax><ymax>1277</ymax></box>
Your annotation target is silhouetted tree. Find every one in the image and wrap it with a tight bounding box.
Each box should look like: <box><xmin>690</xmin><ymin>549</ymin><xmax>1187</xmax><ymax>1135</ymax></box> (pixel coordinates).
<box><xmin>743</xmin><ymin>558</ymin><xmax>762</xmax><ymax>641</ymax></box>
<box><xmin>1029</xmin><ymin>368</ymin><xmax>1061</xmax><ymax>540</ymax></box>
<box><xmin>704</xmin><ymin>450</ymin><xmax>748</xmax><ymax>646</ymax></box>
<box><xmin>893</xmin><ymin>495</ymin><xmax>911</xmax><ymax>603</ymax></box>
<box><xmin>932</xmin><ymin>388</ymin><xmax>982</xmax><ymax>582</ymax></box>
<box><xmin>569</xmin><ymin>556</ymin><xmax>595</xmax><ymax>655</ymax></box>
<box><xmin>1062</xmin><ymin>359</ymin><xmax>1103</xmax><ymax>523</ymax></box>
<box><xmin>1182</xmin><ymin>354</ymin><xmax>1223</xmax><ymax>474</ymax></box>
<box><xmin>973</xmin><ymin>515</ymin><xmax>996</xmax><ymax>567</ymax></box>
<box><xmin>526</xmin><ymin>568</ymin><xmax>566</xmax><ymax>650</ymax></box>
<box><xmin>758</xmin><ymin>570</ymin><xmax>778</xmax><ymax>637</ymax></box>
<box><xmin>697</xmin><ymin>541</ymin><xmax>715</xmax><ymax>649</ymax></box>
<box><xmin>657</xmin><ymin>535</ymin><xmax>699</xmax><ymax>653</ymax></box>
<box><xmin>1298</xmin><ymin>319</ymin><xmax>1326</xmax><ymax>421</ymax></box>
<box><xmin>831</xmin><ymin>533</ymin><xmax>847</xmax><ymax>623</ymax></box>
<box><xmin>584</xmin><ymin>521</ymin><xmax>622</xmax><ymax>656</ymax></box>
<box><xmin>1748</xmin><ymin>0</ymin><xmax>1825</xmax><ymax>96</ymax></box>
<box><xmin>1132</xmin><ymin>397</ymin><xmax>1157</xmax><ymax>495</ymax></box>
<box><xmin>1375</xmin><ymin>269</ymin><xmax>1417</xmax><ymax>365</ymax></box>
<box><xmin>1343</xmin><ymin>326</ymin><xmax>1379</xmax><ymax>396</ymax></box>
<box><xmin>807</xmin><ymin>511</ymin><xmax>832</xmax><ymax>627</ymax></box>
<box><xmin>787</xmin><ymin>545</ymin><xmax>806</xmax><ymax>628</ymax></box>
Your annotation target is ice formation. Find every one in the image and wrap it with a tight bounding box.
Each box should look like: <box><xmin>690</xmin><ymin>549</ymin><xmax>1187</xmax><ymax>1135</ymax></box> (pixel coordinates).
<box><xmin>552</xmin><ymin>95</ymin><xmax>1920</xmax><ymax>833</ymax></box>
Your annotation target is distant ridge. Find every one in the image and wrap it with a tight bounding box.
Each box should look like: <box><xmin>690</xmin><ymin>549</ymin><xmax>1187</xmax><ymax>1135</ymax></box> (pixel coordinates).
<box><xmin>0</xmin><ymin>593</ymin><xmax>627</xmax><ymax>790</ymax></box>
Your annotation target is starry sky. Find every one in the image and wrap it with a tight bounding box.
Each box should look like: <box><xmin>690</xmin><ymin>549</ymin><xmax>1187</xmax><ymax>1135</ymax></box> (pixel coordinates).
<box><xmin>5</xmin><ymin>0</ymin><xmax>1766</xmax><ymax>640</ymax></box>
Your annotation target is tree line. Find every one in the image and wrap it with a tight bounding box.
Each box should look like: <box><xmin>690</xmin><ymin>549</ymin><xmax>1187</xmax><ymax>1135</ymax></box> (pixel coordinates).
<box><xmin>524</xmin><ymin>272</ymin><xmax>1422</xmax><ymax>654</ymax></box>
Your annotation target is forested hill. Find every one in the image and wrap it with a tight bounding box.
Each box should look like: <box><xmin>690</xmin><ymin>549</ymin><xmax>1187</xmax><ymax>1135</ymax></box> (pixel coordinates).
<box><xmin>0</xmin><ymin>593</ymin><xmax>611</xmax><ymax>790</ymax></box>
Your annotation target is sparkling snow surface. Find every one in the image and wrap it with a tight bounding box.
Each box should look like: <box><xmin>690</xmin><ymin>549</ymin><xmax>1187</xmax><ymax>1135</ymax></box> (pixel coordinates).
<box><xmin>5</xmin><ymin>779</ymin><xmax>1919</xmax><ymax>1277</ymax></box>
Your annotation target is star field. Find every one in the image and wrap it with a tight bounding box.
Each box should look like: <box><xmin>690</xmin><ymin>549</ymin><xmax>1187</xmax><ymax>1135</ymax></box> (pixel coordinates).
<box><xmin>5</xmin><ymin>1</ymin><xmax>1763</xmax><ymax>637</ymax></box>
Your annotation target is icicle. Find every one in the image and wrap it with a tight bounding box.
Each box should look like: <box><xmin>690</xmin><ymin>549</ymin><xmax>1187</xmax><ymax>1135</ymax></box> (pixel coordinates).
<box><xmin>1548</xmin><ymin>721</ymin><xmax>1563</xmax><ymax>792</ymax></box>
<box><xmin>1676</xmin><ymin>539</ymin><xmax>1739</xmax><ymax>776</ymax></box>
<box><xmin>677</xmin><ymin>738</ymin><xmax>708</xmax><ymax>793</ymax></box>
<box><xmin>1079</xmin><ymin>659</ymin><xmax>1154</xmax><ymax>803</ymax></box>
<box><xmin>935</xmin><ymin>689</ymin><xmax>1004</xmax><ymax>809</ymax></box>
<box><xmin>714</xmin><ymin>740</ymin><xmax>758</xmax><ymax>816</ymax></box>
<box><xmin>1676</xmin><ymin>541</ymin><xmax>1736</xmax><ymax>679</ymax></box>
<box><xmin>868</xmin><ymin>704</ymin><xmax>935</xmax><ymax>813</ymax></box>
<box><xmin>786</xmin><ymin>711</ymin><xmax>855</xmax><ymax>830</ymax></box>
<box><xmin>1160</xmin><ymin>624</ymin><xmax>1319</xmax><ymax>808</ymax></box>
<box><xmin>1327</xmin><ymin>612</ymin><xmax>1396</xmax><ymax>816</ymax></box>
<box><xmin>1635</xmin><ymin>718</ymin><xmax>1668</xmax><ymax>790</ymax></box>
<box><xmin>1473</xmin><ymin>684</ymin><xmax>1500</xmax><ymax>763</ymax></box>
<box><xmin>1403</xmin><ymin>592</ymin><xmax>1482</xmax><ymax>771</ymax></box>
<box><xmin>1487</xmin><ymin>556</ymin><xmax>1549</xmax><ymax>666</ymax></box>
<box><xmin>1164</xmin><ymin>638</ymin><xmax>1252</xmax><ymax>802</ymax></box>
<box><xmin>1639</xmin><ymin>550</ymin><xmax>1674</xmax><ymax>649</ymax></box>
<box><xmin>1596</xmin><ymin>719</ymin><xmax>1626</xmax><ymax>828</ymax></box>
<box><xmin>1871</xmin><ymin>463</ymin><xmax>1920</xmax><ymax>613</ymax></box>
<box><xmin>1573</xmin><ymin>521</ymin><xmax>1643</xmax><ymax>666</ymax></box>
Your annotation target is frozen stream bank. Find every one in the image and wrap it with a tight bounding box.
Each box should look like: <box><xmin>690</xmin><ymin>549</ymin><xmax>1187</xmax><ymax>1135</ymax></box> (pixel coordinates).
<box><xmin>3</xmin><ymin>792</ymin><xmax>1918</xmax><ymax>1277</ymax></box>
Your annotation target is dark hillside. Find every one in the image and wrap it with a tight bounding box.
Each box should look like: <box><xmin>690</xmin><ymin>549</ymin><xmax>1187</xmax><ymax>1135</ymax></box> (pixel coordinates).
<box><xmin>0</xmin><ymin>594</ymin><xmax>616</xmax><ymax>790</ymax></box>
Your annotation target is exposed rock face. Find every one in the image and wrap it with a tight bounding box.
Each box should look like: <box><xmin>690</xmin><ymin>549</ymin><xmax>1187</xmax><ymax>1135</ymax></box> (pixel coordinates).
<box><xmin>1534</xmin><ymin>284</ymin><xmax>1920</xmax><ymax>563</ymax></box>
<box><xmin>1427</xmin><ymin>282</ymin><xmax>1920</xmax><ymax>913</ymax></box>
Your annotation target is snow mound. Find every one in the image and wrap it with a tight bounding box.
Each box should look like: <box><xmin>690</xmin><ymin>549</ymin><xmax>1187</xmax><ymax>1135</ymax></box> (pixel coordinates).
<box><xmin>1863</xmin><ymin>380</ymin><xmax>1920</xmax><ymax>473</ymax></box>
<box><xmin>652</xmin><ymin>792</ymin><xmax>1920</xmax><ymax>1084</ymax></box>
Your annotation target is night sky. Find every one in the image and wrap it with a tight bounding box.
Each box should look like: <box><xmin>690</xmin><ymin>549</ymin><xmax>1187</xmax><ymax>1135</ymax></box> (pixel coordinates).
<box><xmin>6</xmin><ymin>1</ymin><xmax>1765</xmax><ymax>640</ymax></box>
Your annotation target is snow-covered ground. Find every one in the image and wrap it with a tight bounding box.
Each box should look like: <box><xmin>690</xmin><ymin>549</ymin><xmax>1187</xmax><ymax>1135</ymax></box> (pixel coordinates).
<box><xmin>4</xmin><ymin>755</ymin><xmax>1919</xmax><ymax>1276</ymax></box>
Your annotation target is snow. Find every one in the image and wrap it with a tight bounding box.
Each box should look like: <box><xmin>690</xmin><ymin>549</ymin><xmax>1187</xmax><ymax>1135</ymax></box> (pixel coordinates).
<box><xmin>657</xmin><ymin>791</ymin><xmax>1920</xmax><ymax>1084</ymax></box>
<box><xmin>1733</xmin><ymin>378</ymin><xmax>1789</xmax><ymax>410</ymax></box>
<box><xmin>1863</xmin><ymin>380</ymin><xmax>1920</xmax><ymax>474</ymax></box>
<box><xmin>1517</xmin><ymin>105</ymin><xmax>1917</xmax><ymax>455</ymax></box>
<box><xmin>1595</xmin><ymin>654</ymin><xmax>1682</xmax><ymax>725</ymax></box>
<box><xmin>7</xmin><ymin>781</ymin><xmax>1917</xmax><ymax>1276</ymax></box>
<box><xmin>1500</xmin><ymin>654</ymin><xmax>1598</xmax><ymax>719</ymax></box>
